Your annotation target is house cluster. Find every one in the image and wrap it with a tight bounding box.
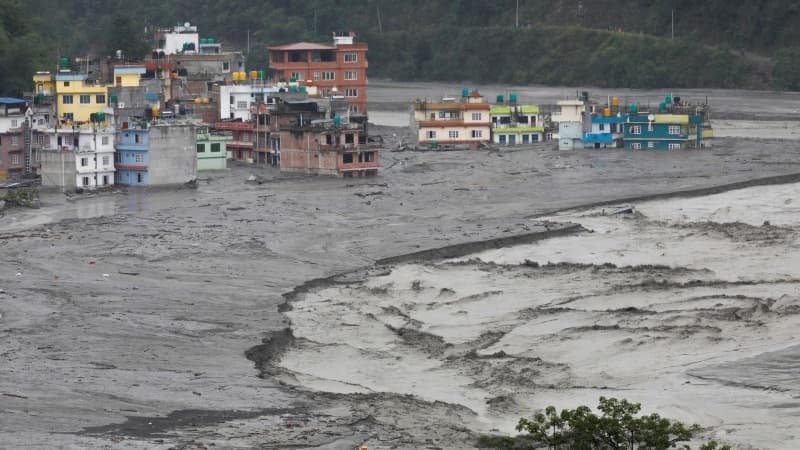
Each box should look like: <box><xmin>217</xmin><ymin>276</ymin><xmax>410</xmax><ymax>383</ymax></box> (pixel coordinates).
<box><xmin>413</xmin><ymin>90</ymin><xmax>712</xmax><ymax>151</ymax></box>
<box><xmin>0</xmin><ymin>25</ymin><xmax>380</xmax><ymax>187</ymax></box>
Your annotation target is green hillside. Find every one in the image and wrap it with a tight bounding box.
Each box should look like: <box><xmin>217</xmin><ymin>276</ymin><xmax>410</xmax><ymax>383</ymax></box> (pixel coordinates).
<box><xmin>2</xmin><ymin>0</ymin><xmax>800</xmax><ymax>95</ymax></box>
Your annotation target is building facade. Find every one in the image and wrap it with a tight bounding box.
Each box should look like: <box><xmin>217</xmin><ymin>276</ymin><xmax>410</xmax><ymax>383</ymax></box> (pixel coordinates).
<box><xmin>40</xmin><ymin>123</ymin><xmax>116</xmax><ymax>189</ymax></box>
<box><xmin>490</xmin><ymin>104</ymin><xmax>544</xmax><ymax>145</ymax></box>
<box><xmin>268</xmin><ymin>32</ymin><xmax>369</xmax><ymax>113</ymax></box>
<box><xmin>55</xmin><ymin>73</ymin><xmax>109</xmax><ymax>123</ymax></box>
<box><xmin>115</xmin><ymin>123</ymin><xmax>197</xmax><ymax>186</ymax></box>
<box><xmin>196</xmin><ymin>126</ymin><xmax>229</xmax><ymax>171</ymax></box>
<box><xmin>623</xmin><ymin>114</ymin><xmax>704</xmax><ymax>150</ymax></box>
<box><xmin>414</xmin><ymin>91</ymin><xmax>491</xmax><ymax>147</ymax></box>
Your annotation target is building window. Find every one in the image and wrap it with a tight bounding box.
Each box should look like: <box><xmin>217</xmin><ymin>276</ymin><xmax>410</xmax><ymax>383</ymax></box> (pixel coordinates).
<box><xmin>62</xmin><ymin>95</ymin><xmax>73</xmax><ymax>104</ymax></box>
<box><xmin>82</xmin><ymin>176</ymin><xmax>90</xmax><ymax>186</ymax></box>
<box><xmin>449</xmin><ymin>130</ymin><xmax>459</xmax><ymax>139</ymax></box>
<box><xmin>63</xmin><ymin>113</ymin><xmax>73</xmax><ymax>122</ymax></box>
<box><xmin>102</xmin><ymin>156</ymin><xmax>110</xmax><ymax>166</ymax></box>
<box><xmin>313</xmin><ymin>71</ymin><xmax>320</xmax><ymax>80</ymax></box>
<box><xmin>668</xmin><ymin>143</ymin><xmax>681</xmax><ymax>150</ymax></box>
<box><xmin>197</xmin><ymin>144</ymin><xmax>205</xmax><ymax>153</ymax></box>
<box><xmin>10</xmin><ymin>153</ymin><xmax>19</xmax><ymax>165</ymax></box>
<box><xmin>599</xmin><ymin>123</ymin><xmax>605</xmax><ymax>131</ymax></box>
<box><xmin>102</xmin><ymin>136</ymin><xmax>109</xmax><ymax>145</ymax></box>
<box><xmin>242</xmin><ymin>133</ymin><xmax>250</xmax><ymax>142</ymax></box>
<box><xmin>81</xmin><ymin>157</ymin><xmax>89</xmax><ymax>167</ymax></box>
<box><xmin>135</xmin><ymin>134</ymin><xmax>142</xmax><ymax>144</ymax></box>
<box><xmin>345</xmin><ymin>88</ymin><xmax>357</xmax><ymax>97</ymax></box>
<box><xmin>344</xmin><ymin>53</ymin><xmax>357</xmax><ymax>63</ymax></box>
<box><xmin>137</xmin><ymin>173</ymin><xmax>143</xmax><ymax>183</ymax></box>
<box><xmin>322</xmin><ymin>71</ymin><xmax>335</xmax><ymax>81</ymax></box>
<box><xmin>290</xmin><ymin>71</ymin><xmax>304</xmax><ymax>80</ymax></box>
<box><xmin>37</xmin><ymin>135</ymin><xmax>45</xmax><ymax>145</ymax></box>
<box><xmin>63</xmin><ymin>82</ymin><xmax>70</xmax><ymax>87</ymax></box>
<box><xmin>522</xmin><ymin>134</ymin><xmax>530</xmax><ymax>144</ymax></box>
<box><xmin>532</xmin><ymin>134</ymin><xmax>539</xmax><ymax>142</ymax></box>
<box><xmin>499</xmin><ymin>135</ymin><xmax>506</xmax><ymax>144</ymax></box>
<box><xmin>344</xmin><ymin>71</ymin><xmax>357</xmax><ymax>80</ymax></box>
<box><xmin>631</xmin><ymin>143</ymin><xmax>642</xmax><ymax>149</ymax></box>
<box><xmin>471</xmin><ymin>129</ymin><xmax>483</xmax><ymax>138</ymax></box>
<box><xmin>114</xmin><ymin>153</ymin><xmax>121</xmax><ymax>163</ymax></box>
<box><xmin>343</xmin><ymin>153</ymin><xmax>354</xmax><ymax>163</ymax></box>
<box><xmin>471</xmin><ymin>113</ymin><xmax>482</xmax><ymax>121</ymax></box>
<box><xmin>426</xmin><ymin>130</ymin><xmax>436</xmax><ymax>139</ymax></box>
<box><xmin>647</xmin><ymin>141</ymin><xmax>655</xmax><ymax>148</ymax></box>
<box><xmin>630</xmin><ymin>125</ymin><xmax>641</xmax><ymax>135</ymax></box>
<box><xmin>668</xmin><ymin>125</ymin><xmax>681</xmax><ymax>135</ymax></box>
<box><xmin>96</xmin><ymin>95</ymin><xmax>106</xmax><ymax>104</ymax></box>
<box><xmin>102</xmin><ymin>175</ymin><xmax>108</xmax><ymax>185</ymax></box>
<box><xmin>80</xmin><ymin>95</ymin><xmax>91</xmax><ymax>104</ymax></box>
<box><xmin>11</xmin><ymin>136</ymin><xmax>18</xmax><ymax>146</ymax></box>
<box><xmin>222</xmin><ymin>62</ymin><xmax>230</xmax><ymax>72</ymax></box>
<box><xmin>11</xmin><ymin>119</ymin><xmax>18</xmax><ymax>128</ymax></box>
<box><xmin>237</xmin><ymin>101</ymin><xmax>248</xmax><ymax>109</ymax></box>
<box><xmin>134</xmin><ymin>154</ymin><xmax>144</xmax><ymax>163</ymax></box>
<box><xmin>211</xmin><ymin>143</ymin><xmax>221</xmax><ymax>152</ymax></box>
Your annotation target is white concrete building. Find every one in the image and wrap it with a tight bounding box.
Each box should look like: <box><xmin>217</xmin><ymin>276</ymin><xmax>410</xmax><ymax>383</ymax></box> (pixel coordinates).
<box><xmin>40</xmin><ymin>124</ymin><xmax>116</xmax><ymax>189</ymax></box>
<box><xmin>219</xmin><ymin>84</ymin><xmax>281</xmax><ymax>121</ymax></box>
<box><xmin>158</xmin><ymin>23</ymin><xmax>199</xmax><ymax>55</ymax></box>
<box><xmin>552</xmin><ymin>99</ymin><xmax>586</xmax><ymax>140</ymax></box>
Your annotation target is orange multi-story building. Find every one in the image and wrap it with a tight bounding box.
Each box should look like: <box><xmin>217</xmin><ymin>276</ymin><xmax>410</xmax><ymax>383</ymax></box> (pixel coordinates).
<box><xmin>268</xmin><ymin>32</ymin><xmax>368</xmax><ymax>114</ymax></box>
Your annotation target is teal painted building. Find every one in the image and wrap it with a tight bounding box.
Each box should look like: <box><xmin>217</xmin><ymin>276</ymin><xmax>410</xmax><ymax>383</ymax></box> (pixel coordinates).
<box><xmin>196</xmin><ymin>127</ymin><xmax>229</xmax><ymax>171</ymax></box>
<box><xmin>623</xmin><ymin>114</ymin><xmax>704</xmax><ymax>150</ymax></box>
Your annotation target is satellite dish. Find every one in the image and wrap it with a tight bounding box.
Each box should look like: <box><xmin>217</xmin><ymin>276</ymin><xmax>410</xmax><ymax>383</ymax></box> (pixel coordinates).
<box><xmin>184</xmin><ymin>22</ymin><xmax>191</xmax><ymax>28</ymax></box>
<box><xmin>647</xmin><ymin>114</ymin><xmax>655</xmax><ymax>121</ymax></box>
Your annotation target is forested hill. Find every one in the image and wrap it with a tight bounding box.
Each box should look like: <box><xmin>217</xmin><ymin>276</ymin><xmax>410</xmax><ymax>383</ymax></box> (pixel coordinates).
<box><xmin>4</xmin><ymin>0</ymin><xmax>800</xmax><ymax>95</ymax></box>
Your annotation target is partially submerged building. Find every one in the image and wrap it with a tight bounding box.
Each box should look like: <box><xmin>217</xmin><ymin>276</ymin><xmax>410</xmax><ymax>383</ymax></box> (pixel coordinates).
<box><xmin>624</xmin><ymin>113</ymin><xmax>704</xmax><ymax>150</ymax></box>
<box><xmin>270</xmin><ymin>97</ymin><xmax>380</xmax><ymax>177</ymax></box>
<box><xmin>40</xmin><ymin>120</ymin><xmax>116</xmax><ymax>190</ymax></box>
<box><xmin>413</xmin><ymin>89</ymin><xmax>491</xmax><ymax>148</ymax></box>
<box><xmin>195</xmin><ymin>126</ymin><xmax>229</xmax><ymax>171</ymax></box>
<box><xmin>490</xmin><ymin>95</ymin><xmax>544</xmax><ymax>145</ymax></box>
<box><xmin>114</xmin><ymin>121</ymin><xmax>197</xmax><ymax>186</ymax></box>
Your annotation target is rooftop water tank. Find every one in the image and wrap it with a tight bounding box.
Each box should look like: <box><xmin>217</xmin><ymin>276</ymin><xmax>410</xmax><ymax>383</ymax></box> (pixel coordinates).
<box><xmin>603</xmin><ymin>108</ymin><xmax>611</xmax><ymax>117</ymax></box>
<box><xmin>659</xmin><ymin>102</ymin><xmax>666</xmax><ymax>111</ymax></box>
<box><xmin>611</xmin><ymin>96</ymin><xmax>619</xmax><ymax>107</ymax></box>
<box><xmin>258</xmin><ymin>70</ymin><xmax>265</xmax><ymax>80</ymax></box>
<box><xmin>496</xmin><ymin>94</ymin><xmax>504</xmax><ymax>103</ymax></box>
<box><xmin>60</xmin><ymin>57</ymin><xmax>69</xmax><ymax>68</ymax></box>
<box><xmin>462</xmin><ymin>88</ymin><xmax>469</xmax><ymax>97</ymax></box>
<box><xmin>630</xmin><ymin>103</ymin><xmax>638</xmax><ymax>113</ymax></box>
<box><xmin>509</xmin><ymin>93</ymin><xmax>517</xmax><ymax>103</ymax></box>
<box><xmin>250</xmin><ymin>71</ymin><xmax>258</xmax><ymax>80</ymax></box>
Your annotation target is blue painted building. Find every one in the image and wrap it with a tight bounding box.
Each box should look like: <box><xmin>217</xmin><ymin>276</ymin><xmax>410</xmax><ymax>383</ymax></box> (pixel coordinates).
<box><xmin>623</xmin><ymin>114</ymin><xmax>704</xmax><ymax>150</ymax></box>
<box><xmin>114</xmin><ymin>128</ymin><xmax>149</xmax><ymax>185</ymax></box>
<box><xmin>583</xmin><ymin>115</ymin><xmax>627</xmax><ymax>149</ymax></box>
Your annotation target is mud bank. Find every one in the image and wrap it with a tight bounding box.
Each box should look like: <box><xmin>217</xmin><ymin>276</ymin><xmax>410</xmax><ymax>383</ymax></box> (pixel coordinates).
<box><xmin>269</xmin><ymin>181</ymin><xmax>800</xmax><ymax>449</ymax></box>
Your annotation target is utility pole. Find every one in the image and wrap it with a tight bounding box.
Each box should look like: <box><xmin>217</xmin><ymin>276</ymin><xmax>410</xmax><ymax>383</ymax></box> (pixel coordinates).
<box><xmin>376</xmin><ymin>1</ymin><xmax>383</xmax><ymax>35</ymax></box>
<box><xmin>516</xmin><ymin>0</ymin><xmax>520</xmax><ymax>28</ymax></box>
<box><xmin>247</xmin><ymin>29</ymin><xmax>250</xmax><ymax>54</ymax></box>
<box><xmin>671</xmin><ymin>9</ymin><xmax>674</xmax><ymax>39</ymax></box>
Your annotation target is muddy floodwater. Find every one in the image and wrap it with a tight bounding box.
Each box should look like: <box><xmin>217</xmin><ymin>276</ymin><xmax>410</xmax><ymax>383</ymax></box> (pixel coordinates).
<box><xmin>279</xmin><ymin>182</ymin><xmax>800</xmax><ymax>448</ymax></box>
<box><xmin>2</xmin><ymin>82</ymin><xmax>800</xmax><ymax>449</ymax></box>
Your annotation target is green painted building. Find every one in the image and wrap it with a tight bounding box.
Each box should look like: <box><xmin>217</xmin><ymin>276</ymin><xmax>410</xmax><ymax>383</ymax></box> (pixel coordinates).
<box><xmin>490</xmin><ymin>104</ymin><xmax>545</xmax><ymax>145</ymax></box>
<box><xmin>196</xmin><ymin>127</ymin><xmax>230</xmax><ymax>171</ymax></box>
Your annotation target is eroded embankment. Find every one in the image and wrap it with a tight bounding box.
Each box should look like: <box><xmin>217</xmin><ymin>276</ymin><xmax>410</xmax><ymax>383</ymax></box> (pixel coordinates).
<box><xmin>246</xmin><ymin>175</ymin><xmax>800</xmax><ymax>449</ymax></box>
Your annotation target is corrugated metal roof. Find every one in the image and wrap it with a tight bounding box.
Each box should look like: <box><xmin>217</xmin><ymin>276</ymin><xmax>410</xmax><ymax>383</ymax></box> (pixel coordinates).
<box><xmin>0</xmin><ymin>97</ymin><xmax>26</xmax><ymax>104</ymax></box>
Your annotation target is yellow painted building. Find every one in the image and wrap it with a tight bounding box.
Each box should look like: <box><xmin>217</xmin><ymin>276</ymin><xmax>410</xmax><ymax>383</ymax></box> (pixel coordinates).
<box><xmin>54</xmin><ymin>73</ymin><xmax>109</xmax><ymax>123</ymax></box>
<box><xmin>113</xmin><ymin>66</ymin><xmax>146</xmax><ymax>87</ymax></box>
<box><xmin>33</xmin><ymin>72</ymin><xmax>55</xmax><ymax>96</ymax></box>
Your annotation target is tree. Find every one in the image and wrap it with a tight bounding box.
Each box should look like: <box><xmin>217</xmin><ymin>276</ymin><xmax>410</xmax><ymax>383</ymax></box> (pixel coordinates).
<box><xmin>772</xmin><ymin>47</ymin><xmax>800</xmax><ymax>90</ymax></box>
<box><xmin>480</xmin><ymin>397</ymin><xmax>700</xmax><ymax>450</ymax></box>
<box><xmin>104</xmin><ymin>14</ymin><xmax>149</xmax><ymax>60</ymax></box>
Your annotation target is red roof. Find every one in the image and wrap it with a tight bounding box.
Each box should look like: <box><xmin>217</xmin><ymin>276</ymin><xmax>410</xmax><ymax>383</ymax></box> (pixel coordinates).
<box><xmin>268</xmin><ymin>42</ymin><xmax>336</xmax><ymax>51</ymax></box>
